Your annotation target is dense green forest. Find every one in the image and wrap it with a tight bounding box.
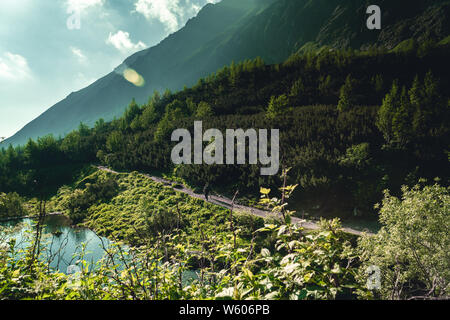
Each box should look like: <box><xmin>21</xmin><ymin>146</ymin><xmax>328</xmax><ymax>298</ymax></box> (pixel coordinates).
<box><xmin>0</xmin><ymin>41</ymin><xmax>449</xmax><ymax>300</ymax></box>
<box><xmin>1</xmin><ymin>41</ymin><xmax>449</xmax><ymax>218</ymax></box>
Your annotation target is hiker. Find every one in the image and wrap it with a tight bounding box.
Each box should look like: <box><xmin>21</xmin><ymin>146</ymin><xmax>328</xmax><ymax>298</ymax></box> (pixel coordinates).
<box><xmin>203</xmin><ymin>183</ymin><xmax>210</xmax><ymax>201</ymax></box>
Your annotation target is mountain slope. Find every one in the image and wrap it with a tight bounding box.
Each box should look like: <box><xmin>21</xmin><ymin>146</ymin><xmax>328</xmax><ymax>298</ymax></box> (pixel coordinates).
<box><xmin>5</xmin><ymin>0</ymin><xmax>450</xmax><ymax>146</ymax></box>
<box><xmin>5</xmin><ymin>0</ymin><xmax>274</xmax><ymax>146</ymax></box>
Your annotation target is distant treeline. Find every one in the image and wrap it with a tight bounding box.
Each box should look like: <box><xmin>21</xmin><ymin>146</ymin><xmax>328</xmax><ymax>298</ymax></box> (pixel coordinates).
<box><xmin>1</xmin><ymin>42</ymin><xmax>449</xmax><ymax>218</ymax></box>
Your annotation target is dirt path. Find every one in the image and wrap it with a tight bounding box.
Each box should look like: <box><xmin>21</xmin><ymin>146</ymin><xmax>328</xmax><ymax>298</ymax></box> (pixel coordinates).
<box><xmin>98</xmin><ymin>166</ymin><xmax>371</xmax><ymax>236</ymax></box>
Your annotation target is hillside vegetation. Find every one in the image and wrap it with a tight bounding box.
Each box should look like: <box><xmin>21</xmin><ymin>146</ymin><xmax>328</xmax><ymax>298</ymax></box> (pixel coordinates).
<box><xmin>0</xmin><ymin>168</ymin><xmax>448</xmax><ymax>300</ymax></box>
<box><xmin>5</xmin><ymin>0</ymin><xmax>450</xmax><ymax>146</ymax></box>
<box><xmin>0</xmin><ymin>30</ymin><xmax>449</xmax><ymax>301</ymax></box>
<box><xmin>1</xmin><ymin>43</ymin><xmax>449</xmax><ymax>219</ymax></box>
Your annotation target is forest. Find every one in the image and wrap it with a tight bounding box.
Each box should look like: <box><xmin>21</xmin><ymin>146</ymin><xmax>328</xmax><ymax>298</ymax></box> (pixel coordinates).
<box><xmin>0</xmin><ymin>39</ymin><xmax>449</xmax><ymax>300</ymax></box>
<box><xmin>1</xmin><ymin>39</ymin><xmax>449</xmax><ymax>218</ymax></box>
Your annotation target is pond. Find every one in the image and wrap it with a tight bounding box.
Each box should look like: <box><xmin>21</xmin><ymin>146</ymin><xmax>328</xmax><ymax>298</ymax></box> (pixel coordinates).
<box><xmin>0</xmin><ymin>214</ymin><xmax>199</xmax><ymax>284</ymax></box>
<box><xmin>0</xmin><ymin>214</ymin><xmax>112</xmax><ymax>274</ymax></box>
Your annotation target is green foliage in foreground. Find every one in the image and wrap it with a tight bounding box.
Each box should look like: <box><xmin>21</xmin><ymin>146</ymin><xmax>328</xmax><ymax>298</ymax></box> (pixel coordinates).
<box><xmin>0</xmin><ymin>218</ymin><xmax>363</xmax><ymax>300</ymax></box>
<box><xmin>358</xmin><ymin>182</ymin><xmax>449</xmax><ymax>300</ymax></box>
<box><xmin>0</xmin><ymin>171</ymin><xmax>364</xmax><ymax>300</ymax></box>
<box><xmin>1</xmin><ymin>171</ymin><xmax>448</xmax><ymax>300</ymax></box>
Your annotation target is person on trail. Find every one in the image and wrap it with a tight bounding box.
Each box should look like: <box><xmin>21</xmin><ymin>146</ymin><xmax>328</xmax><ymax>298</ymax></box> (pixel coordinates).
<box><xmin>203</xmin><ymin>183</ymin><xmax>210</xmax><ymax>201</ymax></box>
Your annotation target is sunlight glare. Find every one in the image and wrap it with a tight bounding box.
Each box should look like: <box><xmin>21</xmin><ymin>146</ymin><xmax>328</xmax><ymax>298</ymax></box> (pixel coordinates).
<box><xmin>123</xmin><ymin>68</ymin><xmax>145</xmax><ymax>87</ymax></box>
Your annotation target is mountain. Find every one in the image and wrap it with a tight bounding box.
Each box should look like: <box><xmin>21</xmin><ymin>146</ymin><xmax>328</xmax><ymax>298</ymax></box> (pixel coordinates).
<box><xmin>5</xmin><ymin>0</ymin><xmax>450</xmax><ymax>146</ymax></box>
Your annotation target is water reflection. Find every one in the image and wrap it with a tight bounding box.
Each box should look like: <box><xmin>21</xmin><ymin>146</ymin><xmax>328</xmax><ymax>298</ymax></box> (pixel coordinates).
<box><xmin>0</xmin><ymin>215</ymin><xmax>111</xmax><ymax>274</ymax></box>
<box><xmin>1</xmin><ymin>215</ymin><xmax>199</xmax><ymax>285</ymax></box>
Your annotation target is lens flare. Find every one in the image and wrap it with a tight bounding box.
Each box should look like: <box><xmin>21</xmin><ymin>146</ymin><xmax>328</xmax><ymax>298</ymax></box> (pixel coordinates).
<box><xmin>123</xmin><ymin>68</ymin><xmax>145</xmax><ymax>87</ymax></box>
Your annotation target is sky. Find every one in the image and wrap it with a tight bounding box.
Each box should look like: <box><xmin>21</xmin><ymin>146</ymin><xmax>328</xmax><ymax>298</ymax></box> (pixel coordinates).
<box><xmin>0</xmin><ymin>0</ymin><xmax>220</xmax><ymax>140</ymax></box>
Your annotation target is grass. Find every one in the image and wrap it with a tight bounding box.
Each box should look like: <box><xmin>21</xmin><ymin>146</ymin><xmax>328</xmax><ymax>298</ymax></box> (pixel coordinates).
<box><xmin>44</xmin><ymin>169</ymin><xmax>264</xmax><ymax>249</ymax></box>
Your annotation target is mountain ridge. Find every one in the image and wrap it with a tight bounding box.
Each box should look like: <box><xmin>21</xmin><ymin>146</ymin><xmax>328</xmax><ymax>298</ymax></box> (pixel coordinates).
<box><xmin>4</xmin><ymin>0</ymin><xmax>450</xmax><ymax>146</ymax></box>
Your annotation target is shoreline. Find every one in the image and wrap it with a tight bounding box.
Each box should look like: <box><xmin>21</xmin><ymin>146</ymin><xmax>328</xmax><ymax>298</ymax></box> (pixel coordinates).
<box><xmin>0</xmin><ymin>212</ymin><xmax>65</xmax><ymax>223</ymax></box>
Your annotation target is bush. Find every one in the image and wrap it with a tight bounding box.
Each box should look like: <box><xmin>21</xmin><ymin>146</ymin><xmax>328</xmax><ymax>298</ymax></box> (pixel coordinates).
<box><xmin>0</xmin><ymin>192</ymin><xmax>27</xmax><ymax>219</ymax></box>
<box><xmin>140</xmin><ymin>201</ymin><xmax>184</xmax><ymax>236</ymax></box>
<box><xmin>358</xmin><ymin>182</ymin><xmax>450</xmax><ymax>300</ymax></box>
<box><xmin>61</xmin><ymin>176</ymin><xmax>119</xmax><ymax>224</ymax></box>
<box><xmin>233</xmin><ymin>213</ymin><xmax>265</xmax><ymax>239</ymax></box>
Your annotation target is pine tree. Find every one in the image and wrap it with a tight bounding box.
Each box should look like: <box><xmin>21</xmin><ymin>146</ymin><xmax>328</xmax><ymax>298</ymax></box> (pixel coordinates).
<box><xmin>185</xmin><ymin>97</ymin><xmax>197</xmax><ymax>115</ymax></box>
<box><xmin>148</xmin><ymin>91</ymin><xmax>161</xmax><ymax>107</ymax></box>
<box><xmin>372</xmin><ymin>74</ymin><xmax>384</xmax><ymax>94</ymax></box>
<box><xmin>78</xmin><ymin>123</ymin><xmax>90</xmax><ymax>137</ymax></box>
<box><xmin>319</xmin><ymin>75</ymin><xmax>332</xmax><ymax>96</ymax></box>
<box><xmin>133</xmin><ymin>106</ymin><xmax>154</xmax><ymax>130</ymax></box>
<box><xmin>290</xmin><ymin>78</ymin><xmax>305</xmax><ymax>98</ymax></box>
<box><xmin>423</xmin><ymin>71</ymin><xmax>443</xmax><ymax>117</ymax></box>
<box><xmin>337</xmin><ymin>75</ymin><xmax>356</xmax><ymax>112</ymax></box>
<box><xmin>392</xmin><ymin>86</ymin><xmax>414</xmax><ymax>146</ymax></box>
<box><xmin>289</xmin><ymin>78</ymin><xmax>305</xmax><ymax>105</ymax></box>
<box><xmin>377</xmin><ymin>80</ymin><xmax>400</xmax><ymax>144</ymax></box>
<box><xmin>195</xmin><ymin>101</ymin><xmax>214</xmax><ymax>118</ymax></box>
<box><xmin>413</xmin><ymin>71</ymin><xmax>445</xmax><ymax>136</ymax></box>
<box><xmin>409</xmin><ymin>75</ymin><xmax>424</xmax><ymax>135</ymax></box>
<box><xmin>123</xmin><ymin>98</ymin><xmax>140</xmax><ymax>128</ymax></box>
<box><xmin>266</xmin><ymin>94</ymin><xmax>289</xmax><ymax>120</ymax></box>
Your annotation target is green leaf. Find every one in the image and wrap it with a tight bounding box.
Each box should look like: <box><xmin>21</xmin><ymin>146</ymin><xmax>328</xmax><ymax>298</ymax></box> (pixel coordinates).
<box><xmin>261</xmin><ymin>248</ymin><xmax>271</xmax><ymax>257</ymax></box>
<box><xmin>215</xmin><ymin>287</ymin><xmax>234</xmax><ymax>300</ymax></box>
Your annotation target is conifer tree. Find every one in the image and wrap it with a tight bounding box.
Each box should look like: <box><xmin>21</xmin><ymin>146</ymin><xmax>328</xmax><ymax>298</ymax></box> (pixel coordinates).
<box><xmin>319</xmin><ymin>75</ymin><xmax>332</xmax><ymax>96</ymax></box>
<box><xmin>195</xmin><ymin>101</ymin><xmax>214</xmax><ymax>118</ymax></box>
<box><xmin>377</xmin><ymin>80</ymin><xmax>400</xmax><ymax>144</ymax></box>
<box><xmin>392</xmin><ymin>86</ymin><xmax>414</xmax><ymax>146</ymax></box>
<box><xmin>372</xmin><ymin>74</ymin><xmax>384</xmax><ymax>94</ymax></box>
<box><xmin>413</xmin><ymin>71</ymin><xmax>445</xmax><ymax>136</ymax></box>
<box><xmin>123</xmin><ymin>98</ymin><xmax>140</xmax><ymax>129</ymax></box>
<box><xmin>290</xmin><ymin>78</ymin><xmax>305</xmax><ymax>98</ymax></box>
<box><xmin>266</xmin><ymin>94</ymin><xmax>289</xmax><ymax>120</ymax></box>
<box><xmin>337</xmin><ymin>75</ymin><xmax>356</xmax><ymax>112</ymax></box>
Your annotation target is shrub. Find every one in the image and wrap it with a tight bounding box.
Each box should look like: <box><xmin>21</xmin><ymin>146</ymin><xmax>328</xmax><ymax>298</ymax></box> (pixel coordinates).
<box><xmin>0</xmin><ymin>192</ymin><xmax>27</xmax><ymax>219</ymax></box>
<box><xmin>358</xmin><ymin>182</ymin><xmax>450</xmax><ymax>300</ymax></box>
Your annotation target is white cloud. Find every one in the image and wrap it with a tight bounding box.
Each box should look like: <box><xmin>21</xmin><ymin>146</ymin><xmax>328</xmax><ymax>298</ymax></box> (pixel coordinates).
<box><xmin>0</xmin><ymin>52</ymin><xmax>31</xmax><ymax>81</ymax></box>
<box><xmin>70</xmin><ymin>47</ymin><xmax>87</xmax><ymax>62</ymax></box>
<box><xmin>134</xmin><ymin>0</ymin><xmax>220</xmax><ymax>33</ymax></box>
<box><xmin>106</xmin><ymin>30</ymin><xmax>147</xmax><ymax>54</ymax></box>
<box><xmin>67</xmin><ymin>0</ymin><xmax>104</xmax><ymax>12</ymax></box>
<box><xmin>135</xmin><ymin>0</ymin><xmax>181</xmax><ymax>32</ymax></box>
